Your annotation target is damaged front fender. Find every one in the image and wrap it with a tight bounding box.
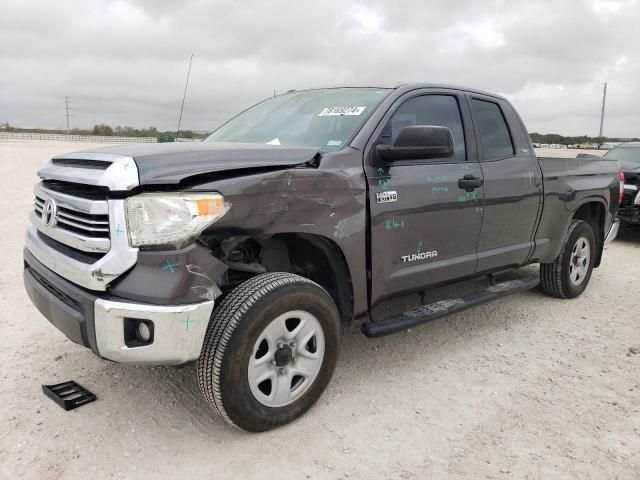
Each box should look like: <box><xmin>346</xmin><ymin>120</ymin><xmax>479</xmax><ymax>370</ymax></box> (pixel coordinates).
<box><xmin>107</xmin><ymin>243</ymin><xmax>227</xmax><ymax>304</ymax></box>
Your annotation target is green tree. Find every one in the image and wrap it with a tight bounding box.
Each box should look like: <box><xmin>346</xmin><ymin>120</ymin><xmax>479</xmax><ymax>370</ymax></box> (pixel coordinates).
<box><xmin>92</xmin><ymin>124</ymin><xmax>114</xmax><ymax>136</ymax></box>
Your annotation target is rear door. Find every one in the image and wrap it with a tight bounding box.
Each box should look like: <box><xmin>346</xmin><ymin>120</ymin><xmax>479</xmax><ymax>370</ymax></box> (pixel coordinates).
<box><xmin>366</xmin><ymin>90</ymin><xmax>484</xmax><ymax>305</ymax></box>
<box><xmin>467</xmin><ymin>95</ymin><xmax>543</xmax><ymax>272</ymax></box>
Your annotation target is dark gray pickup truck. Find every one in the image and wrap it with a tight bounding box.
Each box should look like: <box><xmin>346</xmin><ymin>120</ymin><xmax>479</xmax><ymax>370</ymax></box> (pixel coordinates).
<box><xmin>23</xmin><ymin>84</ymin><xmax>622</xmax><ymax>431</ymax></box>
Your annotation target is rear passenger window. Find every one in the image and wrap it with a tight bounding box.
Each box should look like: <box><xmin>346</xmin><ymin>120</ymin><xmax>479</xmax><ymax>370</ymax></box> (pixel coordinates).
<box><xmin>471</xmin><ymin>99</ymin><xmax>514</xmax><ymax>159</ymax></box>
<box><xmin>383</xmin><ymin>95</ymin><xmax>466</xmax><ymax>162</ymax></box>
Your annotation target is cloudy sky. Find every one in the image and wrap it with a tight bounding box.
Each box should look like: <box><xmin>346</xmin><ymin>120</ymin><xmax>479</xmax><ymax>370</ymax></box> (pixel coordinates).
<box><xmin>1</xmin><ymin>0</ymin><xmax>639</xmax><ymax>137</ymax></box>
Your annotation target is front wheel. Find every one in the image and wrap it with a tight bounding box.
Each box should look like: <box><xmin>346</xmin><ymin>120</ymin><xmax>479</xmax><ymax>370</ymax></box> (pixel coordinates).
<box><xmin>197</xmin><ymin>272</ymin><xmax>341</xmax><ymax>432</ymax></box>
<box><xmin>540</xmin><ymin>219</ymin><xmax>596</xmax><ymax>299</ymax></box>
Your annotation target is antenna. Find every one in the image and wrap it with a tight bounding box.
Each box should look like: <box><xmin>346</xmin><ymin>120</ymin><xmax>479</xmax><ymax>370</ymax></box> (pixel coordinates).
<box><xmin>65</xmin><ymin>96</ymin><xmax>74</xmax><ymax>135</ymax></box>
<box><xmin>598</xmin><ymin>82</ymin><xmax>607</xmax><ymax>138</ymax></box>
<box><xmin>176</xmin><ymin>54</ymin><xmax>194</xmax><ymax>141</ymax></box>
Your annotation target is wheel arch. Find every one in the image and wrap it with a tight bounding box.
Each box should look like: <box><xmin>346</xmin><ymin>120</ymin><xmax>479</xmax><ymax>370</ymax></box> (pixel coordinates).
<box><xmin>272</xmin><ymin>233</ymin><xmax>354</xmax><ymax>324</ymax></box>
<box><xmin>572</xmin><ymin>199</ymin><xmax>606</xmax><ymax>267</ymax></box>
<box><xmin>204</xmin><ymin>231</ymin><xmax>354</xmax><ymax>324</ymax></box>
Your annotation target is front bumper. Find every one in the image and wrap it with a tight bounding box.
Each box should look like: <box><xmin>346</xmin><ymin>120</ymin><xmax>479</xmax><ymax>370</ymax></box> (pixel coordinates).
<box><xmin>24</xmin><ymin>249</ymin><xmax>214</xmax><ymax>366</ymax></box>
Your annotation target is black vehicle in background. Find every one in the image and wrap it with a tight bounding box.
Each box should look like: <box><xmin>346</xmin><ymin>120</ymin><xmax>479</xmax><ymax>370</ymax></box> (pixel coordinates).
<box><xmin>604</xmin><ymin>142</ymin><xmax>640</xmax><ymax>227</ymax></box>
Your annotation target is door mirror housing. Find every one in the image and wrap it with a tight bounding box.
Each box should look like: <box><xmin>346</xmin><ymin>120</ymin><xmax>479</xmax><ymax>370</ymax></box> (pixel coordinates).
<box><xmin>375</xmin><ymin>125</ymin><xmax>455</xmax><ymax>162</ymax></box>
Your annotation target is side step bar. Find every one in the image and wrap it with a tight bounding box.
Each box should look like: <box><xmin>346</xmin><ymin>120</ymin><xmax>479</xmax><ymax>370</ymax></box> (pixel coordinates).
<box><xmin>361</xmin><ymin>275</ymin><xmax>540</xmax><ymax>338</ymax></box>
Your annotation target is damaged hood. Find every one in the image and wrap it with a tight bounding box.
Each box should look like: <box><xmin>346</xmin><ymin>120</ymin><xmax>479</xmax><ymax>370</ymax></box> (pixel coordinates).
<box><xmin>86</xmin><ymin>142</ymin><xmax>320</xmax><ymax>185</ymax></box>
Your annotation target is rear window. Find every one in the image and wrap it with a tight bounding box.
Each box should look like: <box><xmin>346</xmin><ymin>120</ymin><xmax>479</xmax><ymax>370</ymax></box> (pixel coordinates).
<box><xmin>472</xmin><ymin>99</ymin><xmax>514</xmax><ymax>159</ymax></box>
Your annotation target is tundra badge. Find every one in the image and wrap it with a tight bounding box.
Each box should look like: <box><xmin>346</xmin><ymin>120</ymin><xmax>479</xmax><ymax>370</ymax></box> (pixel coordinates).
<box><xmin>402</xmin><ymin>251</ymin><xmax>438</xmax><ymax>263</ymax></box>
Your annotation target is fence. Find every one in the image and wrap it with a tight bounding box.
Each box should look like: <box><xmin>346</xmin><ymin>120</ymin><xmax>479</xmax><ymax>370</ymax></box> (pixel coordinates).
<box><xmin>0</xmin><ymin>132</ymin><xmax>200</xmax><ymax>143</ymax></box>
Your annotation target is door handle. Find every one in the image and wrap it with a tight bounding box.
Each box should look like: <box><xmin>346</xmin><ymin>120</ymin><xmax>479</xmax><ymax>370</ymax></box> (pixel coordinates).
<box><xmin>458</xmin><ymin>174</ymin><xmax>483</xmax><ymax>192</ymax></box>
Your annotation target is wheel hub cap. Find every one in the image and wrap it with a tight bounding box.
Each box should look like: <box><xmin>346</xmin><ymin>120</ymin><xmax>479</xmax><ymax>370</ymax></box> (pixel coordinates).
<box><xmin>569</xmin><ymin>236</ymin><xmax>590</xmax><ymax>286</ymax></box>
<box><xmin>274</xmin><ymin>345</ymin><xmax>293</xmax><ymax>366</ymax></box>
<box><xmin>247</xmin><ymin>310</ymin><xmax>325</xmax><ymax>407</ymax></box>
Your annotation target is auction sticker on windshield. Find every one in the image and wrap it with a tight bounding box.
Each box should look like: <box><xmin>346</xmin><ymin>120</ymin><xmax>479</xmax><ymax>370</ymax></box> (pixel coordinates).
<box><xmin>318</xmin><ymin>106</ymin><xmax>366</xmax><ymax>116</ymax></box>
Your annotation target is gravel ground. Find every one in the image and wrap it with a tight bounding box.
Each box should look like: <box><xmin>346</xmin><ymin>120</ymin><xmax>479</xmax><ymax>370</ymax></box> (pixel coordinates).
<box><xmin>1</xmin><ymin>140</ymin><xmax>639</xmax><ymax>479</ymax></box>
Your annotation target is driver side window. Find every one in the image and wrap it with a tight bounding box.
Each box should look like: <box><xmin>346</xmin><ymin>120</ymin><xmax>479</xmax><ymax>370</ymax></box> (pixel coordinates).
<box><xmin>381</xmin><ymin>95</ymin><xmax>466</xmax><ymax>162</ymax></box>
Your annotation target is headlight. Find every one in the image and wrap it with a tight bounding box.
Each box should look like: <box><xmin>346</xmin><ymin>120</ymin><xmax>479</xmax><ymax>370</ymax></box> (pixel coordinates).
<box><xmin>126</xmin><ymin>193</ymin><xmax>230</xmax><ymax>248</ymax></box>
<box><xmin>635</xmin><ymin>190</ymin><xmax>640</xmax><ymax>205</ymax></box>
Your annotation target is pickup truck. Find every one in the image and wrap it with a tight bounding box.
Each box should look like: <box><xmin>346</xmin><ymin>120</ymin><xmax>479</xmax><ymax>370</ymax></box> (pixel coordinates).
<box><xmin>603</xmin><ymin>142</ymin><xmax>640</xmax><ymax>227</ymax></box>
<box><xmin>23</xmin><ymin>84</ymin><xmax>622</xmax><ymax>431</ymax></box>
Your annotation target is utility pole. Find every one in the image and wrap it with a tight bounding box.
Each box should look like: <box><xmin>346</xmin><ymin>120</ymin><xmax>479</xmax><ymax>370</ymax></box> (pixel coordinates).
<box><xmin>598</xmin><ymin>82</ymin><xmax>607</xmax><ymax>138</ymax></box>
<box><xmin>176</xmin><ymin>54</ymin><xmax>194</xmax><ymax>141</ymax></box>
<box><xmin>65</xmin><ymin>96</ymin><xmax>74</xmax><ymax>135</ymax></box>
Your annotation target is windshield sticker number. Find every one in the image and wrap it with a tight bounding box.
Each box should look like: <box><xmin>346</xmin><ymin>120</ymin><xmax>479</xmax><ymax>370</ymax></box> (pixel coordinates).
<box><xmin>327</xmin><ymin>140</ymin><xmax>342</xmax><ymax>147</ymax></box>
<box><xmin>318</xmin><ymin>106</ymin><xmax>366</xmax><ymax>116</ymax></box>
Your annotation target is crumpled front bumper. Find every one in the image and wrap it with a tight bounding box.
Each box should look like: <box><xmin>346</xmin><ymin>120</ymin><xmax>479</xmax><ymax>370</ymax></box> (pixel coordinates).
<box><xmin>24</xmin><ymin>248</ymin><xmax>214</xmax><ymax>366</ymax></box>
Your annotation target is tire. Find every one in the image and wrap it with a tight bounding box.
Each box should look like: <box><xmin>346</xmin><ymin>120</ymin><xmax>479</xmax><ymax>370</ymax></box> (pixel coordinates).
<box><xmin>197</xmin><ymin>272</ymin><xmax>341</xmax><ymax>432</ymax></box>
<box><xmin>540</xmin><ymin>219</ymin><xmax>596</xmax><ymax>299</ymax></box>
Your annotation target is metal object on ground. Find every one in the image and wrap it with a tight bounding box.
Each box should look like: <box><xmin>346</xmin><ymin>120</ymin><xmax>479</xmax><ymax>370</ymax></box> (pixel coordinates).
<box><xmin>42</xmin><ymin>380</ymin><xmax>96</xmax><ymax>411</ymax></box>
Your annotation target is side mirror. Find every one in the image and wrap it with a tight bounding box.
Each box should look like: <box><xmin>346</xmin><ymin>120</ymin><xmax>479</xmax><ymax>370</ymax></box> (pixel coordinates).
<box><xmin>375</xmin><ymin>125</ymin><xmax>454</xmax><ymax>162</ymax></box>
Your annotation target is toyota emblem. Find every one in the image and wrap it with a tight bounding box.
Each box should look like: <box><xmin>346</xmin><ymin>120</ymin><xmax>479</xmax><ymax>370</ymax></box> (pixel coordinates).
<box><xmin>42</xmin><ymin>198</ymin><xmax>57</xmax><ymax>228</ymax></box>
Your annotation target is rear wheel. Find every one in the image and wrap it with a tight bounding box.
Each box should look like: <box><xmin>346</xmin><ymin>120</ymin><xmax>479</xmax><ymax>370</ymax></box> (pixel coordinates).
<box><xmin>197</xmin><ymin>272</ymin><xmax>340</xmax><ymax>432</ymax></box>
<box><xmin>540</xmin><ymin>219</ymin><xmax>596</xmax><ymax>299</ymax></box>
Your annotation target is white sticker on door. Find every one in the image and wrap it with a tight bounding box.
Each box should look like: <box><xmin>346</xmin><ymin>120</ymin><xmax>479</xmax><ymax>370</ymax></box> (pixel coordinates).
<box><xmin>318</xmin><ymin>106</ymin><xmax>366</xmax><ymax>116</ymax></box>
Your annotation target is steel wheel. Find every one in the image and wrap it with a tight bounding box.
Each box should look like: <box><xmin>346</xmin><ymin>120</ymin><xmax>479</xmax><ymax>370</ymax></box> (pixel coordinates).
<box><xmin>248</xmin><ymin>310</ymin><xmax>325</xmax><ymax>407</ymax></box>
<box><xmin>541</xmin><ymin>220</ymin><xmax>596</xmax><ymax>299</ymax></box>
<box><xmin>569</xmin><ymin>236</ymin><xmax>590</xmax><ymax>286</ymax></box>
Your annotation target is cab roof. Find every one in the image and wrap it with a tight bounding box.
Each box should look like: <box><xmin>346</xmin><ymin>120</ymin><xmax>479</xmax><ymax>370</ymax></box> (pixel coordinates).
<box><xmin>291</xmin><ymin>83</ymin><xmax>509</xmax><ymax>102</ymax></box>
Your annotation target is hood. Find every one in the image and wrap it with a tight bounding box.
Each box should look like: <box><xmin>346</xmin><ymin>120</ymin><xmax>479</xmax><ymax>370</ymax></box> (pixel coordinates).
<box><xmin>85</xmin><ymin>142</ymin><xmax>320</xmax><ymax>185</ymax></box>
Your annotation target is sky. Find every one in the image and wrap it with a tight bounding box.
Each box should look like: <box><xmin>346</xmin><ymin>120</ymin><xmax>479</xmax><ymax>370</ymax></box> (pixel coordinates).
<box><xmin>1</xmin><ymin>0</ymin><xmax>639</xmax><ymax>137</ymax></box>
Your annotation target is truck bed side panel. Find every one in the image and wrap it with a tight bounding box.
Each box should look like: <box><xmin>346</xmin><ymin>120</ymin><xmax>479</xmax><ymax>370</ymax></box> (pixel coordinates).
<box><xmin>533</xmin><ymin>157</ymin><xmax>619</xmax><ymax>263</ymax></box>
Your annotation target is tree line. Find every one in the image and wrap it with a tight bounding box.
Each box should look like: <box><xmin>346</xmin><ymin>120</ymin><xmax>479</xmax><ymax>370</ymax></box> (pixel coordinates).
<box><xmin>0</xmin><ymin>123</ymin><xmax>206</xmax><ymax>139</ymax></box>
<box><xmin>1</xmin><ymin>122</ymin><xmax>637</xmax><ymax>145</ymax></box>
<box><xmin>529</xmin><ymin>132</ymin><xmax>639</xmax><ymax>145</ymax></box>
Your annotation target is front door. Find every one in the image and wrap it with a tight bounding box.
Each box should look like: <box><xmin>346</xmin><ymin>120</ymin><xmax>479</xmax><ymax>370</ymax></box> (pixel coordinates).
<box><xmin>366</xmin><ymin>91</ymin><xmax>485</xmax><ymax>306</ymax></box>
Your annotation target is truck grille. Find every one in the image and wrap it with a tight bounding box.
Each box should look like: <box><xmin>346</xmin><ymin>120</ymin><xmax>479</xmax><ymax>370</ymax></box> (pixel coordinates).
<box><xmin>25</xmin><ymin>151</ymin><xmax>139</xmax><ymax>291</ymax></box>
<box><xmin>34</xmin><ymin>195</ymin><xmax>110</xmax><ymax>239</ymax></box>
<box><xmin>30</xmin><ymin>183</ymin><xmax>111</xmax><ymax>254</ymax></box>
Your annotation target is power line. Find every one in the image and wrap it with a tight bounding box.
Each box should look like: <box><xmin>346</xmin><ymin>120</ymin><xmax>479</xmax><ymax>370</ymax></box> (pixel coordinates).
<box><xmin>65</xmin><ymin>96</ymin><xmax>74</xmax><ymax>135</ymax></box>
<box><xmin>598</xmin><ymin>82</ymin><xmax>607</xmax><ymax>138</ymax></box>
<box><xmin>176</xmin><ymin>54</ymin><xmax>194</xmax><ymax>140</ymax></box>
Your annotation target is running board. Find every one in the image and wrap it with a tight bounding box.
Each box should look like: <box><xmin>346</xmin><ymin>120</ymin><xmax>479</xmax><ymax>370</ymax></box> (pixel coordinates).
<box><xmin>361</xmin><ymin>275</ymin><xmax>540</xmax><ymax>338</ymax></box>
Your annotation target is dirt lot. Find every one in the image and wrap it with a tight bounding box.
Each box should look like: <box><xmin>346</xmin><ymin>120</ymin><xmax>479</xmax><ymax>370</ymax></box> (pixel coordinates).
<box><xmin>1</xmin><ymin>140</ymin><xmax>639</xmax><ymax>479</ymax></box>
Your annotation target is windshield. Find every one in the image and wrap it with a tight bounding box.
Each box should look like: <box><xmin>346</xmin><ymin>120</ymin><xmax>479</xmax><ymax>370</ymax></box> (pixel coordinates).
<box><xmin>603</xmin><ymin>146</ymin><xmax>640</xmax><ymax>165</ymax></box>
<box><xmin>205</xmin><ymin>88</ymin><xmax>391</xmax><ymax>151</ymax></box>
